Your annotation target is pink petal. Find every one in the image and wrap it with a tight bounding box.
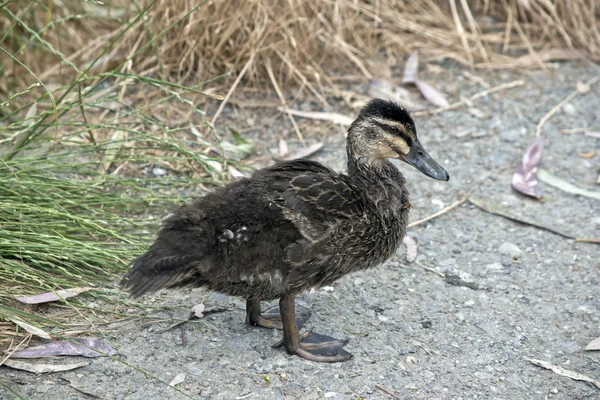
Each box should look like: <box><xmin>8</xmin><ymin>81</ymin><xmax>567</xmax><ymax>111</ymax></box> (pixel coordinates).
<box><xmin>511</xmin><ymin>137</ymin><xmax>545</xmax><ymax>199</ymax></box>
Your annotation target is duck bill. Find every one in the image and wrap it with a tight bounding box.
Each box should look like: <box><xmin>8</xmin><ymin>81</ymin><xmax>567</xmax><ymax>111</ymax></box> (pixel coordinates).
<box><xmin>400</xmin><ymin>140</ymin><xmax>449</xmax><ymax>181</ymax></box>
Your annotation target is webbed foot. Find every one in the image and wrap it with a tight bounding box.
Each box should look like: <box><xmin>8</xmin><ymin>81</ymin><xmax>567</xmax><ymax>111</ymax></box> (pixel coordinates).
<box><xmin>276</xmin><ymin>295</ymin><xmax>353</xmax><ymax>363</ymax></box>
<box><xmin>245</xmin><ymin>300</ymin><xmax>311</xmax><ymax>329</ymax></box>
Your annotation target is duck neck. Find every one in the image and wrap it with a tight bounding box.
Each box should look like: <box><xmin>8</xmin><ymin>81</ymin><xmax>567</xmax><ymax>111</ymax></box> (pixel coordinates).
<box><xmin>346</xmin><ymin>141</ymin><xmax>409</xmax><ymax>218</ymax></box>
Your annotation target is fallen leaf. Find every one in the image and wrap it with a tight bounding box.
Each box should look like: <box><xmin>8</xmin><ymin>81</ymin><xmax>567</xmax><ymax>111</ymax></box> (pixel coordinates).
<box><xmin>511</xmin><ymin>137</ymin><xmax>544</xmax><ymax>199</ymax></box>
<box><xmin>401</xmin><ymin>51</ymin><xmax>449</xmax><ymax>107</ymax></box>
<box><xmin>9</xmin><ymin>318</ymin><xmax>51</xmax><ymax>339</ymax></box>
<box><xmin>402</xmin><ymin>51</ymin><xmax>420</xmax><ymax>84</ymax></box>
<box><xmin>277</xmin><ymin>107</ymin><xmax>353</xmax><ymax>126</ymax></box>
<box><xmin>278</xmin><ymin>138</ymin><xmax>289</xmax><ymax>158</ymax></box>
<box><xmin>169</xmin><ymin>372</ymin><xmax>186</xmax><ymax>387</ymax></box>
<box><xmin>16</xmin><ymin>287</ymin><xmax>93</xmax><ymax>305</ymax></box>
<box><xmin>10</xmin><ymin>338</ymin><xmax>117</xmax><ymax>358</ymax></box>
<box><xmin>275</xmin><ymin>142</ymin><xmax>324</xmax><ymax>161</ymax></box>
<box><xmin>579</xmin><ymin>151</ymin><xmax>597</xmax><ymax>158</ymax></box>
<box><xmin>415</xmin><ymin>81</ymin><xmax>449</xmax><ymax>107</ymax></box>
<box><xmin>3</xmin><ymin>359</ymin><xmax>89</xmax><ymax>373</ymax></box>
<box><xmin>189</xmin><ymin>303</ymin><xmax>205</xmax><ymax>320</ymax></box>
<box><xmin>525</xmin><ymin>358</ymin><xmax>600</xmax><ymax>389</ymax></box>
<box><xmin>537</xmin><ymin>169</ymin><xmax>600</xmax><ymax>200</ymax></box>
<box><xmin>402</xmin><ymin>235</ymin><xmax>418</xmax><ymax>263</ymax></box>
<box><xmin>585</xmin><ymin>337</ymin><xmax>600</xmax><ymax>351</ymax></box>
<box><xmin>585</xmin><ymin>131</ymin><xmax>600</xmax><ymax>139</ymax></box>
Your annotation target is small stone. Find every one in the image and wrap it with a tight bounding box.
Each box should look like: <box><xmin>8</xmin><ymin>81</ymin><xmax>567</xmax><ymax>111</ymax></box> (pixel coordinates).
<box><xmin>499</xmin><ymin>242</ymin><xmax>522</xmax><ymax>257</ymax></box>
<box><xmin>152</xmin><ymin>167</ymin><xmax>167</xmax><ymax>176</ymax></box>
<box><xmin>322</xmin><ymin>286</ymin><xmax>334</xmax><ymax>292</ymax></box>
<box><xmin>324</xmin><ymin>392</ymin><xmax>337</xmax><ymax>398</ymax></box>
<box><xmin>500</xmin><ymin>130</ymin><xmax>519</xmax><ymax>142</ymax></box>
<box><xmin>550</xmin><ymin>388</ymin><xmax>558</xmax><ymax>394</ymax></box>
<box><xmin>464</xmin><ymin>299</ymin><xmax>475</xmax><ymax>307</ymax></box>
<box><xmin>378</xmin><ymin>315</ymin><xmax>389</xmax><ymax>322</ymax></box>
<box><xmin>484</xmin><ymin>262</ymin><xmax>504</xmax><ymax>271</ymax></box>
<box><xmin>563</xmin><ymin>103</ymin><xmax>576</xmax><ymax>115</ymax></box>
<box><xmin>422</xmin><ymin>320</ymin><xmax>432</xmax><ymax>328</ymax></box>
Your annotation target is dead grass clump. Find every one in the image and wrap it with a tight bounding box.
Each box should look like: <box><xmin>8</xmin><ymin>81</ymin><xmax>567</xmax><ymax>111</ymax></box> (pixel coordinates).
<box><xmin>2</xmin><ymin>0</ymin><xmax>598</xmax><ymax>100</ymax></box>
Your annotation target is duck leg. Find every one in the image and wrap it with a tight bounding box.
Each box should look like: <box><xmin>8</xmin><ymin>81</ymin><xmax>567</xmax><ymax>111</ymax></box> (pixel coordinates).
<box><xmin>245</xmin><ymin>299</ymin><xmax>311</xmax><ymax>329</ymax></box>
<box><xmin>277</xmin><ymin>295</ymin><xmax>353</xmax><ymax>363</ymax></box>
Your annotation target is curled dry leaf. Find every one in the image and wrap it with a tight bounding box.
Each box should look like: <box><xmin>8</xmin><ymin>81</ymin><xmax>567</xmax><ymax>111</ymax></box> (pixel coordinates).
<box><xmin>189</xmin><ymin>303</ymin><xmax>206</xmax><ymax>320</ymax></box>
<box><xmin>584</xmin><ymin>337</ymin><xmax>600</xmax><ymax>351</ymax></box>
<box><xmin>579</xmin><ymin>151</ymin><xmax>597</xmax><ymax>158</ymax></box>
<box><xmin>511</xmin><ymin>136</ymin><xmax>544</xmax><ymax>199</ymax></box>
<box><xmin>169</xmin><ymin>372</ymin><xmax>186</xmax><ymax>387</ymax></box>
<box><xmin>16</xmin><ymin>287</ymin><xmax>94</xmax><ymax>305</ymax></box>
<box><xmin>10</xmin><ymin>338</ymin><xmax>117</xmax><ymax>359</ymax></box>
<box><xmin>3</xmin><ymin>359</ymin><xmax>90</xmax><ymax>374</ymax></box>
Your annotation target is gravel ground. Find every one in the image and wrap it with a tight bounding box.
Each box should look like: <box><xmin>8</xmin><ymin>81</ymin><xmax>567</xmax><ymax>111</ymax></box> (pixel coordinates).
<box><xmin>1</xmin><ymin>62</ymin><xmax>599</xmax><ymax>400</ymax></box>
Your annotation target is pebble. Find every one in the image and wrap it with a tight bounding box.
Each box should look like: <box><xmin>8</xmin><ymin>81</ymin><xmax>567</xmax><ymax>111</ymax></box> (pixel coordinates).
<box><xmin>324</xmin><ymin>392</ymin><xmax>337</xmax><ymax>398</ymax></box>
<box><xmin>485</xmin><ymin>262</ymin><xmax>504</xmax><ymax>271</ymax></box>
<box><xmin>499</xmin><ymin>242</ymin><xmax>522</xmax><ymax>257</ymax></box>
<box><xmin>563</xmin><ymin>103</ymin><xmax>576</xmax><ymax>115</ymax></box>
<box><xmin>152</xmin><ymin>167</ymin><xmax>167</xmax><ymax>176</ymax></box>
<box><xmin>500</xmin><ymin>130</ymin><xmax>519</xmax><ymax>142</ymax></box>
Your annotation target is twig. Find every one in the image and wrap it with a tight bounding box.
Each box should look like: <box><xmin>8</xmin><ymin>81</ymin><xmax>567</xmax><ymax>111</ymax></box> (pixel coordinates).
<box><xmin>413</xmin><ymin>80</ymin><xmax>524</xmax><ymax>117</ymax></box>
<box><xmin>468</xmin><ymin>196</ymin><xmax>598</xmax><ymax>244</ymax></box>
<box><xmin>265</xmin><ymin>60</ymin><xmax>305</xmax><ymax>145</ymax></box>
<box><xmin>408</xmin><ymin>192</ymin><xmax>471</xmax><ymax>228</ymax></box>
<box><xmin>535</xmin><ymin>75</ymin><xmax>600</xmax><ymax>137</ymax></box>
<box><xmin>449</xmin><ymin>0</ymin><xmax>474</xmax><ymax>67</ymax></box>
<box><xmin>209</xmin><ymin>53</ymin><xmax>255</xmax><ymax>130</ymax></box>
<box><xmin>375</xmin><ymin>384</ymin><xmax>402</xmax><ymax>400</ymax></box>
<box><xmin>415</xmin><ymin>261</ymin><xmax>445</xmax><ymax>278</ymax></box>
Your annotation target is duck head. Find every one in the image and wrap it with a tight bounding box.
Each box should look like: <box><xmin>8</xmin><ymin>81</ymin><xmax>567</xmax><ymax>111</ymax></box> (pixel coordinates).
<box><xmin>347</xmin><ymin>98</ymin><xmax>449</xmax><ymax>181</ymax></box>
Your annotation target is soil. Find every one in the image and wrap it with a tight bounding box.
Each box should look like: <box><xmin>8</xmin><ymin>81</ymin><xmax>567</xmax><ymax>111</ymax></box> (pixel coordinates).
<box><xmin>1</xmin><ymin>61</ymin><xmax>599</xmax><ymax>400</ymax></box>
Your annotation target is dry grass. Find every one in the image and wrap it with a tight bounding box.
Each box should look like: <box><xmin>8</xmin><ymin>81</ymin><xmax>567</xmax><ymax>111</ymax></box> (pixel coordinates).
<box><xmin>2</xmin><ymin>0</ymin><xmax>598</xmax><ymax>103</ymax></box>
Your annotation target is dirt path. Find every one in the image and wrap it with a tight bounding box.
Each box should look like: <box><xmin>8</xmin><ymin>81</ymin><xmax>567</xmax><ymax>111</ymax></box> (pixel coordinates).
<box><xmin>1</xmin><ymin>62</ymin><xmax>599</xmax><ymax>400</ymax></box>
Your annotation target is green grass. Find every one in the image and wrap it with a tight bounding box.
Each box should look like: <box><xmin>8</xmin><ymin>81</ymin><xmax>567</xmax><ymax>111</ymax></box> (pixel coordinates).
<box><xmin>0</xmin><ymin>1</ymin><xmax>244</xmax><ymax>337</ymax></box>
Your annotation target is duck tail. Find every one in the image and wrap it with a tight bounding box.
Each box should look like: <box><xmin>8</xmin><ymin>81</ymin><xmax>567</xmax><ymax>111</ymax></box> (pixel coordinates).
<box><xmin>120</xmin><ymin>252</ymin><xmax>196</xmax><ymax>298</ymax></box>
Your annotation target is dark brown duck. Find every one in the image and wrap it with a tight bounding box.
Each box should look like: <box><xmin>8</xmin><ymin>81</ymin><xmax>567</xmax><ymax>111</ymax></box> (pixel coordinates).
<box><xmin>121</xmin><ymin>98</ymin><xmax>449</xmax><ymax>362</ymax></box>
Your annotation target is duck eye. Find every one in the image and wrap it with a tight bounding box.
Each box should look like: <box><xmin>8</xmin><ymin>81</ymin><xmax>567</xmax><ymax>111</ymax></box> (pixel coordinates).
<box><xmin>389</xmin><ymin>126</ymin><xmax>399</xmax><ymax>133</ymax></box>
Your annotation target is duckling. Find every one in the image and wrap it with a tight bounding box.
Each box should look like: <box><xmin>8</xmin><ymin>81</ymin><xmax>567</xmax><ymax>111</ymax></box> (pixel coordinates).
<box><xmin>121</xmin><ymin>98</ymin><xmax>449</xmax><ymax>362</ymax></box>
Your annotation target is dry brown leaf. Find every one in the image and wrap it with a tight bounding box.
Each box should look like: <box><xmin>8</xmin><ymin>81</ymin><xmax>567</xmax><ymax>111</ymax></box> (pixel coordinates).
<box><xmin>16</xmin><ymin>287</ymin><xmax>94</xmax><ymax>304</ymax></box>
<box><xmin>526</xmin><ymin>358</ymin><xmax>600</xmax><ymax>389</ymax></box>
<box><xmin>585</xmin><ymin>337</ymin><xmax>600</xmax><ymax>351</ymax></box>
<box><xmin>3</xmin><ymin>359</ymin><xmax>89</xmax><ymax>373</ymax></box>
<box><xmin>511</xmin><ymin>137</ymin><xmax>544</xmax><ymax>199</ymax></box>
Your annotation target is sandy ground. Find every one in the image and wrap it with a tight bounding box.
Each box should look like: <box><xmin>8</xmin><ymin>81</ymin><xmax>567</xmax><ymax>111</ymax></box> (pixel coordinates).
<box><xmin>1</xmin><ymin>62</ymin><xmax>599</xmax><ymax>400</ymax></box>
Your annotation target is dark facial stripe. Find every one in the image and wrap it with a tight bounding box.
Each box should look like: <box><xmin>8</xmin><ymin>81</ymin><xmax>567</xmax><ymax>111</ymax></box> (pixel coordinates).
<box><xmin>373</xmin><ymin>121</ymin><xmax>413</xmax><ymax>147</ymax></box>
